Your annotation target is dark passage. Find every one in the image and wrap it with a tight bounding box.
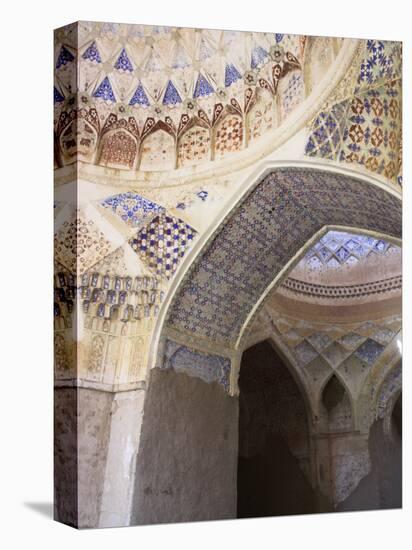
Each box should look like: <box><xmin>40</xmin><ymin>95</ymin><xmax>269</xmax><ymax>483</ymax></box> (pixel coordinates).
<box><xmin>237</xmin><ymin>340</ymin><xmax>318</xmax><ymax>518</ymax></box>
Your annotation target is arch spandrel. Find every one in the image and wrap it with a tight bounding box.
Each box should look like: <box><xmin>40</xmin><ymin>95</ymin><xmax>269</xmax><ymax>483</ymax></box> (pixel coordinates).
<box><xmin>162</xmin><ymin>167</ymin><xmax>401</xmax><ymax>353</ymax></box>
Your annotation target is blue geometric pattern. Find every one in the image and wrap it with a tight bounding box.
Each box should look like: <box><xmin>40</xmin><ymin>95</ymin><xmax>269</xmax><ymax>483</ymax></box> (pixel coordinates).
<box><xmin>335</xmin><ymin>246</ymin><xmax>350</xmax><ymax>262</ymax></box>
<box><xmin>193</xmin><ymin>73</ymin><xmax>214</xmax><ymax>98</ymax></box>
<box><xmin>281</xmin><ymin>71</ymin><xmax>304</xmax><ymax>116</ymax></box>
<box><xmin>224</xmin><ymin>64</ymin><xmax>242</xmax><ymax>87</ymax></box>
<box><xmin>338</xmin><ymin>80</ymin><xmax>402</xmax><ymax>182</ymax></box>
<box><xmin>114</xmin><ymin>48</ymin><xmax>133</xmax><ymax>72</ymax></box>
<box><xmin>358</xmin><ymin>40</ymin><xmax>402</xmax><ymax>88</ymax></box>
<box><xmin>163</xmin><ymin>339</ymin><xmax>231</xmax><ymax>393</ymax></box>
<box><xmin>275</xmin><ymin>34</ymin><xmax>284</xmax><ymax>43</ymax></box>
<box><xmin>166</xmin><ymin>168</ymin><xmax>401</xmax><ymax>345</ymax></box>
<box><xmin>82</xmin><ymin>41</ymin><xmax>102</xmax><ymax>63</ymax></box>
<box><xmin>318</xmin><ymin>246</ymin><xmax>332</xmax><ymax>262</ymax></box>
<box><xmin>163</xmin><ymin>80</ymin><xmax>182</xmax><ymax>105</ymax></box>
<box><xmin>54</xmin><ymin>86</ymin><xmax>65</xmax><ymax>103</ymax></box>
<box><xmin>56</xmin><ymin>46</ymin><xmax>74</xmax><ymax>69</ymax></box>
<box><xmin>129</xmin><ymin>214</ymin><xmax>197</xmax><ymax>279</ymax></box>
<box><xmin>304</xmin><ymin>230</ymin><xmax>395</xmax><ymax>267</ymax></box>
<box><xmin>129</xmin><ymin>83</ymin><xmax>150</xmax><ymax>106</ymax></box>
<box><xmin>251</xmin><ymin>46</ymin><xmax>268</xmax><ymax>69</ymax></box>
<box><xmin>305</xmin><ymin>101</ymin><xmax>350</xmax><ymax>160</ymax></box>
<box><xmin>355</xmin><ymin>338</ymin><xmax>385</xmax><ymax>365</ymax></box>
<box><xmin>277</xmin><ymin>318</ymin><xmax>400</xmax><ymax>392</ymax></box>
<box><xmin>93</xmin><ymin>76</ymin><xmax>116</xmax><ymax>102</ymax></box>
<box><xmin>101</xmin><ymin>192</ymin><xmax>165</xmax><ymax>228</ymax></box>
<box><xmin>374</xmin><ymin>239</ymin><xmax>388</xmax><ymax>253</ymax></box>
<box><xmin>305</xmin><ymin>40</ymin><xmax>401</xmax><ymax>185</ymax></box>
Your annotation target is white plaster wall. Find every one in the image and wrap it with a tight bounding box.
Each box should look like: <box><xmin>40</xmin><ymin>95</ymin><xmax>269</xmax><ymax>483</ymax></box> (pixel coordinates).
<box><xmin>99</xmin><ymin>389</ymin><xmax>146</xmax><ymax>527</ymax></box>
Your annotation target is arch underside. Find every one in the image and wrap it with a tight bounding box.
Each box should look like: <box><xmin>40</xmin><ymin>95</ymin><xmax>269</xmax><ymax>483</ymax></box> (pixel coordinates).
<box><xmin>137</xmin><ymin>166</ymin><xmax>402</xmax><ymax>523</ymax></box>
<box><xmin>164</xmin><ymin>167</ymin><xmax>401</xmax><ymax>350</ymax></box>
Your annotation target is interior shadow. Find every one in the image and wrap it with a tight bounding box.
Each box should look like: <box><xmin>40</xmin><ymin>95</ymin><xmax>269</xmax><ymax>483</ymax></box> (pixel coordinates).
<box><xmin>237</xmin><ymin>340</ymin><xmax>318</xmax><ymax>518</ymax></box>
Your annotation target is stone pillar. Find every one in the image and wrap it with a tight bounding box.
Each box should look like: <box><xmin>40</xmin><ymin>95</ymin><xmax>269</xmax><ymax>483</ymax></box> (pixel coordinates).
<box><xmin>98</xmin><ymin>389</ymin><xmax>146</xmax><ymax>527</ymax></box>
<box><xmin>54</xmin><ymin>387</ymin><xmax>78</xmax><ymax>527</ymax></box>
<box><xmin>77</xmin><ymin>388</ymin><xmax>114</xmax><ymax>528</ymax></box>
<box><xmin>54</xmin><ymin>386</ymin><xmax>146</xmax><ymax>528</ymax></box>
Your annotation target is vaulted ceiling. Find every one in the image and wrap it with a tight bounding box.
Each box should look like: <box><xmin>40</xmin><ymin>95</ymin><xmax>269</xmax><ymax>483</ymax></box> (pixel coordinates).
<box><xmin>165</xmin><ymin>167</ymin><xmax>401</xmax><ymax>347</ymax></box>
<box><xmin>55</xmin><ymin>23</ymin><xmax>305</xmax><ymax>118</ymax></box>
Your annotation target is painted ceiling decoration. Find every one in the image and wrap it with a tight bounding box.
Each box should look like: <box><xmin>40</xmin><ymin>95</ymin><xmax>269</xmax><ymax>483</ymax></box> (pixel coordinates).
<box><xmin>53</xmin><ymin>24</ymin><xmax>402</xmax><ymax>188</ymax></box>
<box><xmin>56</xmin><ymin>24</ymin><xmax>304</xmax><ymax>108</ymax></box>
<box><xmin>166</xmin><ymin>168</ymin><xmax>401</xmax><ymax>346</ymax></box>
<box><xmin>53</xmin><ymin>27</ymin><xmax>403</xmax><ymax>526</ymax></box>
<box><xmin>129</xmin><ymin>83</ymin><xmax>150</xmax><ymax>107</ymax></box>
<box><xmin>100</xmin><ymin>192</ymin><xmax>166</xmax><ymax>229</ymax></box>
<box><xmin>56</xmin><ymin>45</ymin><xmax>75</xmax><ymax>69</ymax></box>
<box><xmin>93</xmin><ymin>76</ymin><xmax>116</xmax><ymax>102</ymax></box>
<box><xmin>54</xmin><ymin>212</ymin><xmax>117</xmax><ymax>275</ymax></box>
<box><xmin>250</xmin><ymin>309</ymin><xmax>401</xmax><ymax>404</ymax></box>
<box><xmin>163</xmin><ymin>80</ymin><xmax>182</xmax><ymax>105</ymax></box>
<box><xmin>129</xmin><ymin>213</ymin><xmax>197</xmax><ymax>279</ymax></box>
<box><xmin>305</xmin><ymin>40</ymin><xmax>402</xmax><ymax>186</ymax></box>
<box><xmin>193</xmin><ymin>73</ymin><xmax>215</xmax><ymax>98</ymax></box>
<box><xmin>115</xmin><ymin>48</ymin><xmax>134</xmax><ymax>72</ymax></box>
<box><xmin>82</xmin><ymin>40</ymin><xmax>102</xmax><ymax>63</ymax></box>
<box><xmin>302</xmin><ymin>230</ymin><xmax>397</xmax><ymax>269</ymax></box>
<box><xmin>54</xmin><ymin>195</ymin><xmax>198</xmax><ymax>279</ymax></box>
<box><xmin>53</xmin><ymin>24</ymin><xmax>402</xmax><ymax>389</ymax></box>
<box><xmin>54</xmin><ymin>22</ymin><xmax>310</xmax><ymax>171</ymax></box>
<box><xmin>54</xmin><ymin>86</ymin><xmax>65</xmax><ymax>103</ymax></box>
<box><xmin>275</xmin><ymin>229</ymin><xmax>402</xmax><ymax>303</ymax></box>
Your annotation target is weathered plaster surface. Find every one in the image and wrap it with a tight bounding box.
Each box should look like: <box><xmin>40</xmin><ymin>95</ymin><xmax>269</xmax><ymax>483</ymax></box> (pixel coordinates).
<box><xmin>54</xmin><ymin>388</ymin><xmax>78</xmax><ymax>526</ymax></box>
<box><xmin>77</xmin><ymin>388</ymin><xmax>114</xmax><ymax>528</ymax></box>
<box><xmin>99</xmin><ymin>389</ymin><xmax>146</xmax><ymax>527</ymax></box>
<box><xmin>337</xmin><ymin>419</ymin><xmax>401</xmax><ymax>511</ymax></box>
<box><xmin>132</xmin><ymin>368</ymin><xmax>239</xmax><ymax>525</ymax></box>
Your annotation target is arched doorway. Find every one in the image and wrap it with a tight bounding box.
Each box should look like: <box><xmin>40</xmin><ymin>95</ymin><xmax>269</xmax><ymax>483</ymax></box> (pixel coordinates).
<box><xmin>237</xmin><ymin>340</ymin><xmax>319</xmax><ymax>517</ymax></box>
<box><xmin>131</xmin><ymin>166</ymin><xmax>401</xmax><ymax>525</ymax></box>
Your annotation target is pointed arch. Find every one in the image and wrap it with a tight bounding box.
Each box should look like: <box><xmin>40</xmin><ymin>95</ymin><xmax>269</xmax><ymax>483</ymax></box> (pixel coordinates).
<box><xmin>240</xmin><ymin>330</ymin><xmax>316</xmax><ymax>427</ymax></box>
<box><xmin>98</xmin><ymin>128</ymin><xmax>138</xmax><ymax>169</ymax></box>
<box><xmin>152</xmin><ymin>163</ymin><xmax>401</xmax><ymax>386</ymax></box>
<box><xmin>246</xmin><ymin>87</ymin><xmax>277</xmax><ymax>144</ymax></box>
<box><xmin>213</xmin><ymin>112</ymin><xmax>244</xmax><ymax>159</ymax></box>
<box><xmin>177</xmin><ymin>121</ymin><xmax>211</xmax><ymax>167</ymax></box>
<box><xmin>320</xmin><ymin>372</ymin><xmax>354</xmax><ymax>432</ymax></box>
<box><xmin>139</xmin><ymin>127</ymin><xmax>176</xmax><ymax>171</ymax></box>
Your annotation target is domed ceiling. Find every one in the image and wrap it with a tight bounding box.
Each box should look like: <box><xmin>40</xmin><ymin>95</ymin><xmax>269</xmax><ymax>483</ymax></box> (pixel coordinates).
<box><xmin>54</xmin><ymin>22</ymin><xmax>322</xmax><ymax>172</ymax></box>
<box><xmin>54</xmin><ymin>24</ymin><xmax>401</xmax><ymax>188</ymax></box>
<box><xmin>56</xmin><ymin>23</ymin><xmax>304</xmax><ymax>115</ymax></box>
<box><xmin>278</xmin><ymin>230</ymin><xmax>402</xmax><ymax>304</ymax></box>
